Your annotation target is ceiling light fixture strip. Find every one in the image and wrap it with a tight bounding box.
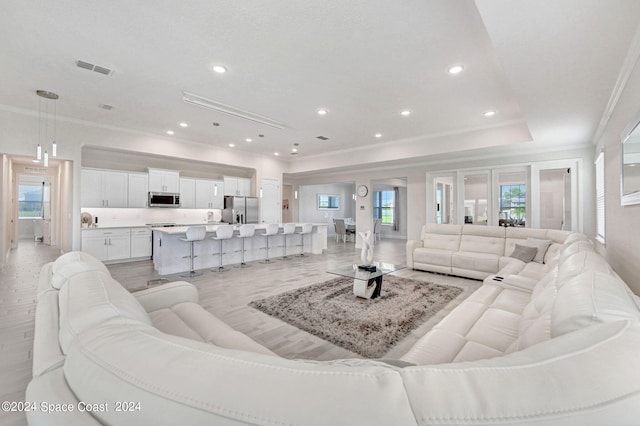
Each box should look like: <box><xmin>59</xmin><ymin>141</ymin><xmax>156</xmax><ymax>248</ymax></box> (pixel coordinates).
<box><xmin>182</xmin><ymin>92</ymin><xmax>286</xmax><ymax>129</ymax></box>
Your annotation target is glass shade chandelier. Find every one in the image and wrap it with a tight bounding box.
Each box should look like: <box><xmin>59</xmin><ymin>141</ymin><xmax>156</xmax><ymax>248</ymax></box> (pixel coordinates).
<box><xmin>35</xmin><ymin>90</ymin><xmax>59</xmax><ymax>167</ymax></box>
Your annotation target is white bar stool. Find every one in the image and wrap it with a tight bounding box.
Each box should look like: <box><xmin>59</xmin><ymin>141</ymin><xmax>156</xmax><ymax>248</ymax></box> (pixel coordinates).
<box><xmin>296</xmin><ymin>223</ymin><xmax>314</xmax><ymax>256</ymax></box>
<box><xmin>281</xmin><ymin>223</ymin><xmax>297</xmax><ymax>260</ymax></box>
<box><xmin>179</xmin><ymin>226</ymin><xmax>207</xmax><ymax>278</ymax></box>
<box><xmin>235</xmin><ymin>224</ymin><xmax>255</xmax><ymax>268</ymax></box>
<box><xmin>211</xmin><ymin>224</ymin><xmax>234</xmax><ymax>272</ymax></box>
<box><xmin>259</xmin><ymin>223</ymin><xmax>280</xmax><ymax>264</ymax></box>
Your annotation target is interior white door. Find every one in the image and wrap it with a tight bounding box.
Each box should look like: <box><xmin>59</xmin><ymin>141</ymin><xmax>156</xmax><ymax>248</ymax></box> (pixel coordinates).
<box><xmin>260</xmin><ymin>178</ymin><xmax>280</xmax><ymax>223</ymax></box>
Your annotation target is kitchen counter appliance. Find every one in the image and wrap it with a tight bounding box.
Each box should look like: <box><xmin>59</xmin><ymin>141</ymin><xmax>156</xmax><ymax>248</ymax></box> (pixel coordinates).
<box><xmin>148</xmin><ymin>192</ymin><xmax>181</xmax><ymax>208</ymax></box>
<box><xmin>223</xmin><ymin>196</ymin><xmax>259</xmax><ymax>224</ymax></box>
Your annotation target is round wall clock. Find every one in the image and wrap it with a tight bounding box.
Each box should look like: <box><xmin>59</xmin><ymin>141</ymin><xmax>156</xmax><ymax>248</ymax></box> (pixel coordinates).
<box><xmin>357</xmin><ymin>185</ymin><xmax>368</xmax><ymax>197</ymax></box>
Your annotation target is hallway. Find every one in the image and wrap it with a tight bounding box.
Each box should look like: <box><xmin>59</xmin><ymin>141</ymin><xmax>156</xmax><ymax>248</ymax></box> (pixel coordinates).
<box><xmin>0</xmin><ymin>241</ymin><xmax>60</xmax><ymax>426</ymax></box>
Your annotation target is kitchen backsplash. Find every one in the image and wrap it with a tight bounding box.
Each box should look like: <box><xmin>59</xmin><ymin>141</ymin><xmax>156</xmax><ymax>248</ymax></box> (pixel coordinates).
<box><xmin>81</xmin><ymin>208</ymin><xmax>223</xmax><ymax>228</ymax></box>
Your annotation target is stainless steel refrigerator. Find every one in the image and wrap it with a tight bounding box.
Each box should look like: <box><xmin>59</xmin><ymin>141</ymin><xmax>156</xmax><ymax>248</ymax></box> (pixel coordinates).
<box><xmin>223</xmin><ymin>196</ymin><xmax>259</xmax><ymax>224</ymax></box>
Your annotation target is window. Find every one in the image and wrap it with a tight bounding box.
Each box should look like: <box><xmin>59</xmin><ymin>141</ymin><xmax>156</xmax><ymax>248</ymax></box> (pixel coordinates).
<box><xmin>595</xmin><ymin>152</ymin><xmax>605</xmax><ymax>243</ymax></box>
<box><xmin>18</xmin><ymin>184</ymin><xmax>44</xmax><ymax>218</ymax></box>
<box><xmin>499</xmin><ymin>184</ymin><xmax>526</xmax><ymax>226</ymax></box>
<box><xmin>317</xmin><ymin>194</ymin><xmax>340</xmax><ymax>210</ymax></box>
<box><xmin>373</xmin><ymin>190</ymin><xmax>395</xmax><ymax>225</ymax></box>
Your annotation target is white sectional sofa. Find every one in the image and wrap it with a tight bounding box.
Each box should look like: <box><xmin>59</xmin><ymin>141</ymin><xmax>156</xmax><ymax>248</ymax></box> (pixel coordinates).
<box><xmin>27</xmin><ymin>236</ymin><xmax>640</xmax><ymax>425</ymax></box>
<box><xmin>406</xmin><ymin>224</ymin><xmax>571</xmax><ymax>280</ymax></box>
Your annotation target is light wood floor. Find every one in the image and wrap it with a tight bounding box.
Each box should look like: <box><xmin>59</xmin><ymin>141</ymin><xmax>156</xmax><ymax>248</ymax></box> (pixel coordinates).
<box><xmin>0</xmin><ymin>238</ymin><xmax>481</xmax><ymax>426</ymax></box>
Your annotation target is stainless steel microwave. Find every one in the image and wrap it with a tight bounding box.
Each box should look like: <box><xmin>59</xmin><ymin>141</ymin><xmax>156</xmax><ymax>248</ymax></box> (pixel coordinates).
<box><xmin>148</xmin><ymin>192</ymin><xmax>181</xmax><ymax>208</ymax></box>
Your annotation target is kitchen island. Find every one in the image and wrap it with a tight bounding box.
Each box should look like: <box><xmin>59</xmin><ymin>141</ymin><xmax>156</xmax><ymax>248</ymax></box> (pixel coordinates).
<box><xmin>152</xmin><ymin>223</ymin><xmax>328</xmax><ymax>275</ymax></box>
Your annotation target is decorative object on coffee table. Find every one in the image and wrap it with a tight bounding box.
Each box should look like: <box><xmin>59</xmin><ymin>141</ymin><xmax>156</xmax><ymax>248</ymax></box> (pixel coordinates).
<box><xmin>359</xmin><ymin>230</ymin><xmax>374</xmax><ymax>266</ymax></box>
<box><xmin>249</xmin><ymin>276</ymin><xmax>464</xmax><ymax>358</ymax></box>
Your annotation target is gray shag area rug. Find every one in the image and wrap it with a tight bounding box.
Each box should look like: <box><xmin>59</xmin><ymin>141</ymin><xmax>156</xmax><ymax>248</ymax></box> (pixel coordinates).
<box><xmin>249</xmin><ymin>276</ymin><xmax>463</xmax><ymax>358</ymax></box>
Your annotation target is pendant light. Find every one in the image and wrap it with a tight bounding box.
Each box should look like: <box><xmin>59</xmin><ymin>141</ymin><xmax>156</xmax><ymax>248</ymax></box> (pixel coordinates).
<box><xmin>35</xmin><ymin>90</ymin><xmax>59</xmax><ymax>166</ymax></box>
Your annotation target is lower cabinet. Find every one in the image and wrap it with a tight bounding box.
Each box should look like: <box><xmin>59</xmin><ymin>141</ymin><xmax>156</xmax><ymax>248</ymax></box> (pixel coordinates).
<box><xmin>82</xmin><ymin>228</ymin><xmax>131</xmax><ymax>262</ymax></box>
<box><xmin>131</xmin><ymin>228</ymin><xmax>152</xmax><ymax>258</ymax></box>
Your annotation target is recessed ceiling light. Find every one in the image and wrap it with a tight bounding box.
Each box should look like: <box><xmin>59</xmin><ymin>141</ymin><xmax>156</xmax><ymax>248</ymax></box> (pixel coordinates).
<box><xmin>448</xmin><ymin>64</ymin><xmax>464</xmax><ymax>74</ymax></box>
<box><xmin>245</xmin><ymin>138</ymin><xmax>252</xmax><ymax>142</ymax></box>
<box><xmin>213</xmin><ymin>65</ymin><xmax>227</xmax><ymax>74</ymax></box>
<box><xmin>229</xmin><ymin>143</ymin><xmax>235</xmax><ymax>147</ymax></box>
<box><xmin>317</xmin><ymin>108</ymin><xmax>328</xmax><ymax>116</ymax></box>
<box><xmin>374</xmin><ymin>133</ymin><xmax>382</xmax><ymax>138</ymax></box>
<box><xmin>274</xmin><ymin>152</ymin><xmax>280</xmax><ymax>156</ymax></box>
<box><xmin>483</xmin><ymin>110</ymin><xmax>496</xmax><ymax>117</ymax></box>
<box><xmin>166</xmin><ymin>130</ymin><xmax>174</xmax><ymax>135</ymax></box>
<box><xmin>179</xmin><ymin>122</ymin><xmax>188</xmax><ymax>127</ymax></box>
<box><xmin>291</xmin><ymin>148</ymin><xmax>298</xmax><ymax>152</ymax></box>
<box><xmin>400</xmin><ymin>109</ymin><xmax>412</xmax><ymax>116</ymax></box>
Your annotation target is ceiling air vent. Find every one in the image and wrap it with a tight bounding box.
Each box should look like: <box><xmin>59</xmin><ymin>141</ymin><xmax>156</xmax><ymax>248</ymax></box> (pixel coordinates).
<box><xmin>316</xmin><ymin>136</ymin><xmax>329</xmax><ymax>140</ymax></box>
<box><xmin>76</xmin><ymin>60</ymin><xmax>113</xmax><ymax>76</ymax></box>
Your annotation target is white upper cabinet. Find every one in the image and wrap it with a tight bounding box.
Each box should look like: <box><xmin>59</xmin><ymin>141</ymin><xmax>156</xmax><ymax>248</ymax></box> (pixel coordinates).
<box><xmin>148</xmin><ymin>168</ymin><xmax>180</xmax><ymax>193</ymax></box>
<box><xmin>81</xmin><ymin>169</ymin><xmax>128</xmax><ymax>208</ymax></box>
<box><xmin>223</xmin><ymin>176</ymin><xmax>251</xmax><ymax>196</ymax></box>
<box><xmin>128</xmin><ymin>172</ymin><xmax>149</xmax><ymax>208</ymax></box>
<box><xmin>180</xmin><ymin>178</ymin><xmax>196</xmax><ymax>209</ymax></box>
<box><xmin>195</xmin><ymin>179</ymin><xmax>223</xmax><ymax>209</ymax></box>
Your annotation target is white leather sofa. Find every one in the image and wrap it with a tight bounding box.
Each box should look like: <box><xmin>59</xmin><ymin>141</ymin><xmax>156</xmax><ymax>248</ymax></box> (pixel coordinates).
<box><xmin>406</xmin><ymin>224</ymin><xmax>571</xmax><ymax>280</ymax></box>
<box><xmin>27</xmin><ymin>241</ymin><xmax>640</xmax><ymax>425</ymax></box>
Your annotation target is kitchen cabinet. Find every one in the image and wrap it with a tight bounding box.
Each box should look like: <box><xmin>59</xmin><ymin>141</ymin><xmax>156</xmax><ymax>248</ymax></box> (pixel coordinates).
<box><xmin>179</xmin><ymin>178</ymin><xmax>196</xmax><ymax>209</ymax></box>
<box><xmin>223</xmin><ymin>176</ymin><xmax>251</xmax><ymax>196</ymax></box>
<box><xmin>81</xmin><ymin>169</ymin><xmax>128</xmax><ymax>208</ymax></box>
<box><xmin>148</xmin><ymin>168</ymin><xmax>180</xmax><ymax>193</ymax></box>
<box><xmin>81</xmin><ymin>228</ymin><xmax>131</xmax><ymax>261</ymax></box>
<box><xmin>131</xmin><ymin>228</ymin><xmax>152</xmax><ymax>258</ymax></box>
<box><xmin>128</xmin><ymin>172</ymin><xmax>149</xmax><ymax>208</ymax></box>
<box><xmin>195</xmin><ymin>179</ymin><xmax>224</xmax><ymax>209</ymax></box>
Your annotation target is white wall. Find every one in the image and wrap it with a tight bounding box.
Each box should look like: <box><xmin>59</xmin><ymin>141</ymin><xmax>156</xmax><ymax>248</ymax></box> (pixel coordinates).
<box><xmin>298</xmin><ymin>183</ymin><xmax>355</xmax><ymax>234</ymax></box>
<box><xmin>594</xmin><ymin>47</ymin><xmax>640</xmax><ymax>295</ymax></box>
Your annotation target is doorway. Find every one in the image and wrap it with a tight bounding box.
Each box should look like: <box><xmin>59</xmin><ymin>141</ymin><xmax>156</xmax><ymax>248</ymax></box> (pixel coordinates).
<box><xmin>17</xmin><ymin>175</ymin><xmax>51</xmax><ymax>242</ymax></box>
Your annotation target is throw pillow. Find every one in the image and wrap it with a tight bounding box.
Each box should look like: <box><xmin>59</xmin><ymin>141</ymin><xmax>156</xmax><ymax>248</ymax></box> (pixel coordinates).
<box><xmin>526</xmin><ymin>238</ymin><xmax>552</xmax><ymax>263</ymax></box>
<box><xmin>510</xmin><ymin>243</ymin><xmax>538</xmax><ymax>263</ymax></box>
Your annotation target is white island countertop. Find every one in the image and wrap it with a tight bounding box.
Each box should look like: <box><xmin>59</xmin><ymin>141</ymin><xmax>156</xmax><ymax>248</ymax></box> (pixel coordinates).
<box><xmin>151</xmin><ymin>223</ymin><xmax>325</xmax><ymax>234</ymax></box>
<box><xmin>151</xmin><ymin>223</ymin><xmax>328</xmax><ymax>275</ymax></box>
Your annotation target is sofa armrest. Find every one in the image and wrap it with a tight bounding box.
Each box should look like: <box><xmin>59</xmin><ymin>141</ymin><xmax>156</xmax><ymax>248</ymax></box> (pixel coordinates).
<box><xmin>406</xmin><ymin>239</ymin><xmax>424</xmax><ymax>268</ymax></box>
<box><xmin>485</xmin><ymin>274</ymin><xmax>538</xmax><ymax>293</ymax></box>
<box><xmin>134</xmin><ymin>281</ymin><xmax>199</xmax><ymax>313</ymax></box>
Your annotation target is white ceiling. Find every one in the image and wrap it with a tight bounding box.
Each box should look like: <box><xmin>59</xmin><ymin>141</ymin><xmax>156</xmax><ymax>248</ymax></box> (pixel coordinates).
<box><xmin>1</xmin><ymin>0</ymin><xmax>639</xmax><ymax>165</ymax></box>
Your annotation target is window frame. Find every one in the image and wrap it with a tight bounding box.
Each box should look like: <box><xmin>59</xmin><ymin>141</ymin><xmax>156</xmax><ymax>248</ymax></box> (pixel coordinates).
<box><xmin>18</xmin><ymin>183</ymin><xmax>44</xmax><ymax>219</ymax></box>
<box><xmin>373</xmin><ymin>190</ymin><xmax>395</xmax><ymax>225</ymax></box>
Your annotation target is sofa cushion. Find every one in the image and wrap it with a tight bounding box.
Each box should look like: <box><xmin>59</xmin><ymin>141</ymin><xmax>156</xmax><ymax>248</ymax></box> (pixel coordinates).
<box><xmin>413</xmin><ymin>248</ymin><xmax>453</xmax><ymax>268</ymax></box>
<box><xmin>552</xmin><ymin>271</ymin><xmax>640</xmax><ymax>338</ymax></box>
<box><xmin>149</xmin><ymin>302</ymin><xmax>275</xmax><ymax>356</ymax></box>
<box><xmin>50</xmin><ymin>251</ymin><xmax>109</xmax><ymax>290</ymax></box>
<box><xmin>459</xmin><ymin>225</ymin><xmax>505</xmax><ymax>255</ymax></box>
<box><xmin>452</xmin><ymin>251</ymin><xmax>500</xmax><ymax>274</ymax></box>
<box><xmin>401</xmin><ymin>284</ymin><xmax>530</xmax><ymax>364</ymax></box>
<box><xmin>64</xmin><ymin>324</ymin><xmax>417</xmax><ymax>426</ymax></box>
<box><xmin>504</xmin><ymin>227</ymin><xmax>548</xmax><ymax>257</ymax></box>
<box><xmin>525</xmin><ymin>238</ymin><xmax>552</xmax><ymax>263</ymax></box>
<box><xmin>59</xmin><ymin>270</ymin><xmax>152</xmax><ymax>354</ymax></box>
<box><xmin>510</xmin><ymin>244</ymin><xmax>537</xmax><ymax>262</ymax></box>
<box><xmin>557</xmin><ymin>250</ymin><xmax>613</xmax><ymax>283</ymax></box>
<box><xmin>422</xmin><ymin>224</ymin><xmax>461</xmax><ymax>251</ymax></box>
